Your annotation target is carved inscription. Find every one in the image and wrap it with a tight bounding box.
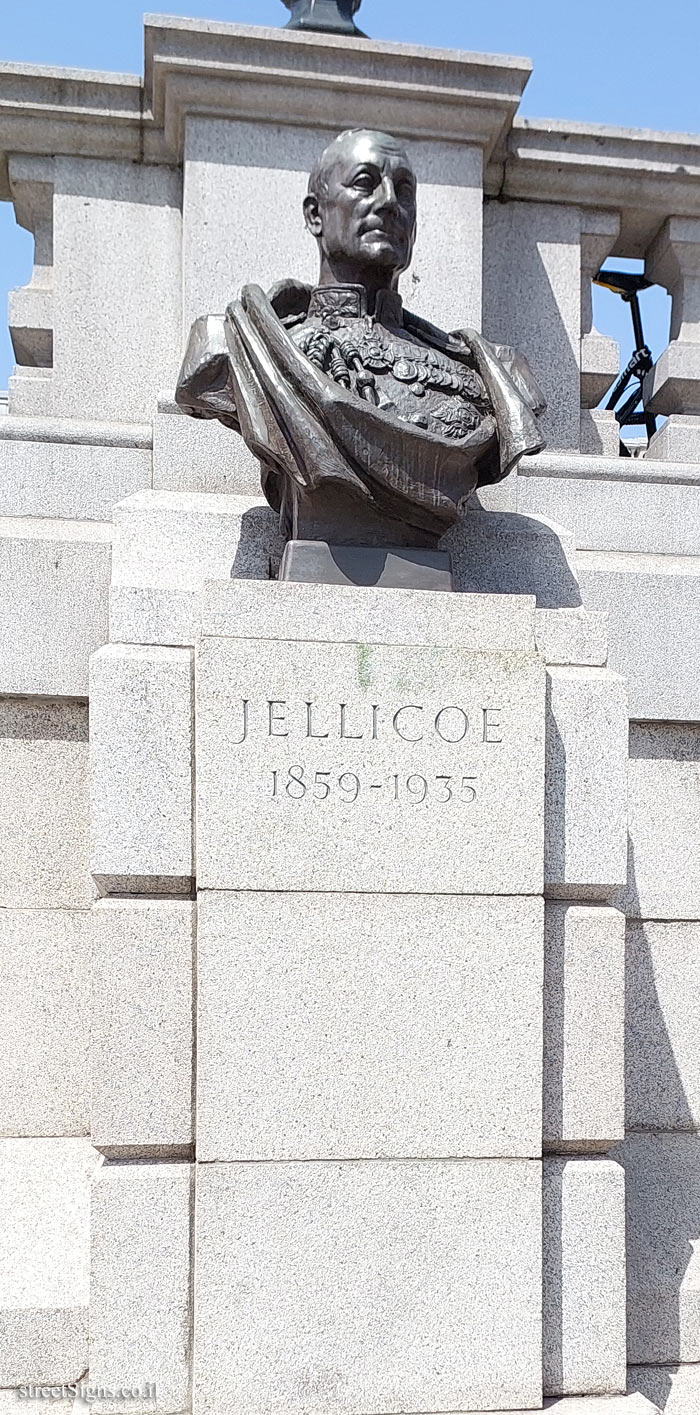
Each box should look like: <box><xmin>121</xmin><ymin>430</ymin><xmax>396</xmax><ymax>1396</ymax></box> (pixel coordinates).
<box><xmin>227</xmin><ymin>697</ymin><xmax>504</xmax><ymax>806</ymax></box>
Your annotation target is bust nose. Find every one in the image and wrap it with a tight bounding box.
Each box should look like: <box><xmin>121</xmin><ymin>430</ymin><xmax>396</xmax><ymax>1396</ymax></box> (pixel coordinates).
<box><xmin>374</xmin><ymin>175</ymin><xmax>399</xmax><ymax>213</ymax></box>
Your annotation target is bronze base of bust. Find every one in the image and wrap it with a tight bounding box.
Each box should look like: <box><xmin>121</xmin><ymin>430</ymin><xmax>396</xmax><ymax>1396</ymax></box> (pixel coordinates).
<box><xmin>279</xmin><ymin>541</ymin><xmax>454</xmax><ymax>592</ymax></box>
<box><xmin>284</xmin><ymin>0</ymin><xmax>366</xmax><ymax>37</ymax></box>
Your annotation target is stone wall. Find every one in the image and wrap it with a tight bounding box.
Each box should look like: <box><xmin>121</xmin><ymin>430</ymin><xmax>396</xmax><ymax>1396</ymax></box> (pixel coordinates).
<box><xmin>2</xmin><ymin>12</ymin><xmax>700</xmax><ymax>1415</ymax></box>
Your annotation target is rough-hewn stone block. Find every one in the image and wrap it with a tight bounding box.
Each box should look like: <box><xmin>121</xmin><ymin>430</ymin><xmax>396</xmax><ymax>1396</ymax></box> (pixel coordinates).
<box><xmin>630</xmin><ymin>1363</ymin><xmax>700</xmax><ymax>1414</ymax></box>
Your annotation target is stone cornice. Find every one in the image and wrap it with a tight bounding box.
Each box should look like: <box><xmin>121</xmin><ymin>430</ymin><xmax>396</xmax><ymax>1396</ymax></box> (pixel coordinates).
<box><xmin>0</xmin><ymin>21</ymin><xmax>532</xmax><ymax>200</ymax></box>
<box><xmin>0</xmin><ymin>61</ymin><xmax>148</xmax><ymax>198</ymax></box>
<box><xmin>488</xmin><ymin>116</ymin><xmax>700</xmax><ymax>255</ymax></box>
<box><xmin>143</xmin><ymin>17</ymin><xmax>532</xmax><ymax>162</ymax></box>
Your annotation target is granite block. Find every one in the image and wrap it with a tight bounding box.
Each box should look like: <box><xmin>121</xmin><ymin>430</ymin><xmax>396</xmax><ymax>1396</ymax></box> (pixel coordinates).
<box><xmin>200</xmin><ymin>578</ymin><xmax>537</xmax><ymax>651</ymax></box>
<box><xmin>90</xmin><ymin>645</ymin><xmax>194</xmax><ymax>896</ymax></box>
<box><xmin>443</xmin><ymin>510</ymin><xmax>582</xmax><ymax>609</ymax></box>
<box><xmin>109</xmin><ymin>491</ymin><xmax>283</xmax><ymax>646</ymax></box>
<box><xmin>194</xmin><ymin>1158</ymin><xmax>542</xmax><ymax>1415</ymax></box>
<box><xmin>195</xmin><ymin>634</ymin><xmax>545</xmax><ymax>895</ymax></box>
<box><xmin>519</xmin><ymin>470</ymin><xmax>700</xmax><ymax>557</ymax></box>
<box><xmin>627</xmin><ymin>922</ymin><xmax>700</xmax><ymax>1132</ymax></box>
<box><xmin>197</xmin><ymin>891</ymin><xmax>543</xmax><ymax>1161</ymax></box>
<box><xmin>0</xmin><ymin>517</ymin><xmax>110</xmax><ymax>697</ymax></box>
<box><xmin>619</xmin><ymin>1133</ymin><xmax>700</xmax><ymax>1364</ymax></box>
<box><xmin>0</xmin><ymin>910</ymin><xmax>91</xmax><ymax>1137</ymax></box>
<box><xmin>544</xmin><ymin>905</ymin><xmax>625</xmax><ymax>1153</ymax></box>
<box><xmin>630</xmin><ymin>1363</ymin><xmax>700</xmax><ymax>1414</ymax></box>
<box><xmin>90</xmin><ymin>1162</ymin><xmax>192</xmax><ymax>1415</ymax></box>
<box><xmin>0</xmin><ymin>430</ymin><xmax>150</xmax><ymax>522</ymax></box>
<box><xmin>578</xmin><ymin>554</ymin><xmax>700</xmax><ymax>721</ymax></box>
<box><xmin>0</xmin><ymin>700</ymin><xmax>92</xmax><ymax>910</ymax></box>
<box><xmin>620</xmin><ymin>724</ymin><xmax>700</xmax><ymax>920</ymax></box>
<box><xmin>545</xmin><ymin>668</ymin><xmax>628</xmax><ymax>899</ymax></box>
<box><xmin>543</xmin><ymin>1158</ymin><xmax>627</xmax><ymax>1397</ymax></box>
<box><xmin>483</xmin><ymin>200</ymin><xmax>581</xmax><ymax>451</ymax></box>
<box><xmin>534</xmin><ymin>609</ymin><xmax>608</xmax><ymax>667</ymax></box>
<box><xmin>91</xmin><ymin>900</ymin><xmax>194</xmax><ymax>1155</ymax></box>
<box><xmin>152</xmin><ymin>397</ymin><xmax>261</xmax><ymax>496</ymax></box>
<box><xmin>0</xmin><ymin>1139</ymin><xmax>100</xmax><ymax>1385</ymax></box>
<box><xmin>51</xmin><ymin>158</ymin><xmax>182</xmax><ymax>424</ymax></box>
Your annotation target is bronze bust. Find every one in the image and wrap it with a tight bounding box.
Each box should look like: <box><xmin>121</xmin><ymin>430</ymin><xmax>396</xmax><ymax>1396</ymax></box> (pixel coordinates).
<box><xmin>176</xmin><ymin>129</ymin><xmax>546</xmax><ymax>545</ymax></box>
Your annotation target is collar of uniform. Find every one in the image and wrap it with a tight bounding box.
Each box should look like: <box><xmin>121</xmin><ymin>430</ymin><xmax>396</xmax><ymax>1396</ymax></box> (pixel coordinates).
<box><xmin>308</xmin><ymin>284</ymin><xmax>404</xmax><ymax>326</ymax></box>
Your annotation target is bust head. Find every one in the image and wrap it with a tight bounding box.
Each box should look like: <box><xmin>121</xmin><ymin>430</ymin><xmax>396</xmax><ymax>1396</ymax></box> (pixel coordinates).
<box><xmin>303</xmin><ymin>129</ymin><xmax>417</xmax><ymax>298</ymax></box>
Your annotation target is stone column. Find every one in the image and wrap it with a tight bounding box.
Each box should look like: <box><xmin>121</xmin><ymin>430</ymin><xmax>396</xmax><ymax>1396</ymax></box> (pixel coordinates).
<box><xmin>644</xmin><ymin>216</ymin><xmax>700</xmax><ymax>460</ymax></box>
<box><xmin>579</xmin><ymin>209</ymin><xmax>621</xmax><ymax>456</ymax></box>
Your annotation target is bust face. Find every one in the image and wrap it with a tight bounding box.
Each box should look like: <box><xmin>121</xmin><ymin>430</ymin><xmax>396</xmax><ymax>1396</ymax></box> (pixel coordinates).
<box><xmin>305</xmin><ymin>130</ymin><xmax>417</xmax><ymax>281</ymax></box>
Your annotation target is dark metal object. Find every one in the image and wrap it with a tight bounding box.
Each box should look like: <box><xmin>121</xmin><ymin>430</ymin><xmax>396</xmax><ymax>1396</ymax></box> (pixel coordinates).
<box><xmin>282</xmin><ymin>0</ymin><xmax>366</xmax><ymax>36</ymax></box>
<box><xmin>593</xmin><ymin>269</ymin><xmax>657</xmax><ymax>453</ymax></box>
<box><xmin>177</xmin><ymin>130</ymin><xmax>547</xmax><ymax>547</ymax></box>
<box><xmin>279</xmin><ymin>540</ymin><xmax>454</xmax><ymax>590</ymax></box>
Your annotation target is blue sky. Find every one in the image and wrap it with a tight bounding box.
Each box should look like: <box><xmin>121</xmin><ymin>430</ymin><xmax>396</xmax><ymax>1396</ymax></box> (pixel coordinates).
<box><xmin>1</xmin><ymin>0</ymin><xmax>696</xmax><ymax>392</ymax></box>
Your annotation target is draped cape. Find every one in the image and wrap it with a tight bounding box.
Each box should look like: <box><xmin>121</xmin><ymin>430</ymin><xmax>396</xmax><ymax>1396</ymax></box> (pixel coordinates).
<box><xmin>176</xmin><ymin>282</ymin><xmax>546</xmax><ymax>539</ymax></box>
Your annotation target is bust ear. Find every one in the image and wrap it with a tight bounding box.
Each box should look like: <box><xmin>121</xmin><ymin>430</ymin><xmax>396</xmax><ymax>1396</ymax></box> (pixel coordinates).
<box><xmin>303</xmin><ymin>192</ymin><xmax>323</xmax><ymax>239</ymax></box>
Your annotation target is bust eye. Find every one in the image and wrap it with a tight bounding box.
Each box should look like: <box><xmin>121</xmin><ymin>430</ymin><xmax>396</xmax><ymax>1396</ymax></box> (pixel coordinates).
<box><xmin>352</xmin><ymin>171</ymin><xmax>376</xmax><ymax>192</ymax></box>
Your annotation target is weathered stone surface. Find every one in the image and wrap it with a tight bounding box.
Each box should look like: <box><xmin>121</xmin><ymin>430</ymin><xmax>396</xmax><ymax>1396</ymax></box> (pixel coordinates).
<box><xmin>90</xmin><ymin>1162</ymin><xmax>192</xmax><ymax>1415</ymax></box>
<box><xmin>544</xmin><ymin>905</ymin><xmax>625</xmax><ymax>1153</ymax></box>
<box><xmin>109</xmin><ymin>490</ymin><xmax>283</xmax><ymax>646</ymax></box>
<box><xmin>444</xmin><ymin>510</ymin><xmax>582</xmax><ymax>609</ymax></box>
<box><xmin>194</xmin><ymin>1158</ymin><xmax>542</xmax><ymax>1415</ymax></box>
<box><xmin>647</xmin><ymin>414</ymin><xmax>700</xmax><ymax>462</ymax></box>
<box><xmin>152</xmin><ymin>396</ymin><xmax>261</xmax><ymax>496</ymax></box>
<box><xmin>618</xmin><ymin>1133</ymin><xmax>700</xmax><ymax>1364</ymax></box>
<box><xmin>0</xmin><ymin>699</ymin><xmax>92</xmax><ymax>909</ymax></box>
<box><xmin>0</xmin><ymin>517</ymin><xmax>110</xmax><ymax>697</ymax></box>
<box><xmin>0</xmin><ymin>421</ymin><xmax>150</xmax><ymax>521</ymax></box>
<box><xmin>90</xmin><ymin>645</ymin><xmax>194</xmax><ymax>896</ymax></box>
<box><xmin>200</xmin><ymin>577</ymin><xmax>537</xmax><ymax>651</ymax></box>
<box><xmin>578</xmin><ymin>553</ymin><xmax>700</xmax><ymax>721</ymax></box>
<box><xmin>545</xmin><ymin>668</ymin><xmax>628</xmax><ymax>899</ymax></box>
<box><xmin>51</xmin><ymin>158</ymin><xmax>182</xmax><ymax>424</ymax></box>
<box><xmin>196</xmin><ymin>633</ymin><xmax>545</xmax><ymax>895</ymax></box>
<box><xmin>543</xmin><ymin>1159</ymin><xmax>627</xmax><ymax>1397</ymax></box>
<box><xmin>197</xmin><ymin>891</ymin><xmax>543</xmax><ymax>1162</ymax></box>
<box><xmin>0</xmin><ymin>909</ymin><xmax>90</xmax><ymax>1137</ymax></box>
<box><xmin>630</xmin><ymin>1363</ymin><xmax>700</xmax><ymax>1414</ymax></box>
<box><xmin>620</xmin><ymin>724</ymin><xmax>700</xmax><ymax>920</ymax></box>
<box><xmin>483</xmin><ymin>200</ymin><xmax>581</xmax><ymax>451</ymax></box>
<box><xmin>0</xmin><ymin>1139</ymin><xmax>100</xmax><ymax>1385</ymax></box>
<box><xmin>627</xmin><ymin>922</ymin><xmax>700</xmax><ymax>1132</ymax></box>
<box><xmin>91</xmin><ymin>900</ymin><xmax>194</xmax><ymax>1155</ymax></box>
<box><xmin>534</xmin><ymin>608</ymin><xmax>608</xmax><ymax>667</ymax></box>
<box><xmin>520</xmin><ymin>457</ymin><xmax>700</xmax><ymax>557</ymax></box>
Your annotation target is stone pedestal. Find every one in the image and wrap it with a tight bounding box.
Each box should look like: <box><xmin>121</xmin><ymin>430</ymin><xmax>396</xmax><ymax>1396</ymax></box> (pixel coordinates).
<box><xmin>83</xmin><ymin>500</ymin><xmax>634</xmax><ymax>1415</ymax></box>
